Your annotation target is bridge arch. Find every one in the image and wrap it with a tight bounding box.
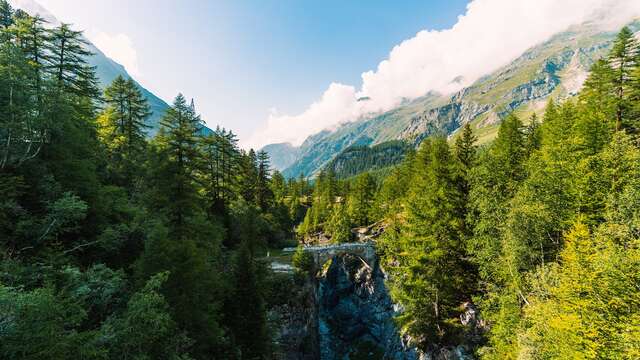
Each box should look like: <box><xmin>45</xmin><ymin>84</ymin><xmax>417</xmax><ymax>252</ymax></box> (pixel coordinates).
<box><xmin>285</xmin><ymin>242</ymin><xmax>378</xmax><ymax>269</ymax></box>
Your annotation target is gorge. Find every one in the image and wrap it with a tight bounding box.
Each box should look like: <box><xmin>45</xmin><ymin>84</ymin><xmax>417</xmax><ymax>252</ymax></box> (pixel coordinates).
<box><xmin>270</xmin><ymin>243</ymin><xmax>484</xmax><ymax>360</ymax></box>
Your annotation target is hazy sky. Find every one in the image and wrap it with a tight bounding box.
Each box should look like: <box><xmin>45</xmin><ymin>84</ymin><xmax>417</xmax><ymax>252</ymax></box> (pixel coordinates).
<box><xmin>24</xmin><ymin>0</ymin><xmax>469</xmax><ymax>145</ymax></box>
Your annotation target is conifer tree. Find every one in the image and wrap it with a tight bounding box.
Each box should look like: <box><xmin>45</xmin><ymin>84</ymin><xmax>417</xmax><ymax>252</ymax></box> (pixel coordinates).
<box><xmin>155</xmin><ymin>94</ymin><xmax>202</xmax><ymax>236</ymax></box>
<box><xmin>327</xmin><ymin>202</ymin><xmax>351</xmax><ymax>243</ymax></box>
<box><xmin>347</xmin><ymin>172</ymin><xmax>375</xmax><ymax>226</ymax></box>
<box><xmin>270</xmin><ymin>170</ymin><xmax>287</xmax><ymax>202</ymax></box>
<box><xmin>11</xmin><ymin>15</ymin><xmax>49</xmax><ymax>103</ymax></box>
<box><xmin>524</xmin><ymin>114</ymin><xmax>542</xmax><ymax>156</ymax></box>
<box><xmin>229</xmin><ymin>243</ymin><xmax>271</xmax><ymax>359</ymax></box>
<box><xmin>0</xmin><ymin>19</ymin><xmax>43</xmax><ymax>170</ymax></box>
<box><xmin>580</xmin><ymin>59</ymin><xmax>616</xmax><ymax>126</ymax></box>
<box><xmin>46</xmin><ymin>23</ymin><xmax>99</xmax><ymax>98</ymax></box>
<box><xmin>239</xmin><ymin>149</ymin><xmax>258</xmax><ymax>203</ymax></box>
<box><xmin>391</xmin><ymin>138</ymin><xmax>470</xmax><ymax>347</ymax></box>
<box><xmin>0</xmin><ymin>0</ymin><xmax>12</xmax><ymax>28</ymax></box>
<box><xmin>467</xmin><ymin>114</ymin><xmax>528</xmax><ymax>281</ymax></box>
<box><xmin>609</xmin><ymin>26</ymin><xmax>638</xmax><ymax>131</ymax></box>
<box><xmin>255</xmin><ymin>150</ymin><xmax>273</xmax><ymax>210</ymax></box>
<box><xmin>454</xmin><ymin>123</ymin><xmax>477</xmax><ymax>224</ymax></box>
<box><xmin>221</xmin><ymin>129</ymin><xmax>240</xmax><ymax>200</ymax></box>
<box><xmin>99</xmin><ymin>75</ymin><xmax>151</xmax><ymax>188</ymax></box>
<box><xmin>455</xmin><ymin>123</ymin><xmax>477</xmax><ymax>170</ymax></box>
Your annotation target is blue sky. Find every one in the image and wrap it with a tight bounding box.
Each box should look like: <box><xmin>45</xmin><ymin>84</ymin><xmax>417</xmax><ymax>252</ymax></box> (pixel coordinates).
<box><xmin>28</xmin><ymin>0</ymin><xmax>469</xmax><ymax>143</ymax></box>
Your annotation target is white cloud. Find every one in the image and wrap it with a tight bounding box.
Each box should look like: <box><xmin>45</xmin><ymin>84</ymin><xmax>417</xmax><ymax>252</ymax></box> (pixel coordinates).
<box><xmin>89</xmin><ymin>31</ymin><xmax>141</xmax><ymax>77</ymax></box>
<box><xmin>246</xmin><ymin>0</ymin><xmax>640</xmax><ymax>149</ymax></box>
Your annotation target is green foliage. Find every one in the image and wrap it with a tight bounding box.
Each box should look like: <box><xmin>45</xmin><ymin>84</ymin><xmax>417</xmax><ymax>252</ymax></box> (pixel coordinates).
<box><xmin>609</xmin><ymin>26</ymin><xmax>639</xmax><ymax>131</ymax></box>
<box><xmin>98</xmin><ymin>75</ymin><xmax>151</xmax><ymax>190</ymax></box>
<box><xmin>0</xmin><ymin>284</ymin><xmax>99</xmax><ymax>359</ymax></box>
<box><xmin>292</xmin><ymin>246</ymin><xmax>314</xmax><ymax>274</ymax></box>
<box><xmin>0</xmin><ymin>13</ymin><xmax>284</xmax><ymax>360</ymax></box>
<box><xmin>1</xmin><ymin>12</ymin><xmax>639</xmax><ymax>360</ymax></box>
<box><xmin>347</xmin><ymin>173</ymin><xmax>376</xmax><ymax>226</ymax></box>
<box><xmin>326</xmin><ymin>140</ymin><xmax>411</xmax><ymax>179</ymax></box>
<box><xmin>374</xmin><ymin>26</ymin><xmax>640</xmax><ymax>357</ymax></box>
<box><xmin>102</xmin><ymin>272</ymin><xmax>193</xmax><ymax>360</ymax></box>
<box><xmin>198</xmin><ymin>127</ymin><xmax>240</xmax><ymax>216</ymax></box>
<box><xmin>327</xmin><ymin>203</ymin><xmax>351</xmax><ymax>243</ymax></box>
<box><xmin>226</xmin><ymin>243</ymin><xmax>271</xmax><ymax>359</ymax></box>
<box><xmin>383</xmin><ymin>137</ymin><xmax>472</xmax><ymax>348</ymax></box>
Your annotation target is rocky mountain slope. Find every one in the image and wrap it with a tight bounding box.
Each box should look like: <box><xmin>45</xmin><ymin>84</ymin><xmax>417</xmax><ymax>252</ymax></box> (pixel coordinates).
<box><xmin>270</xmin><ymin>20</ymin><xmax>639</xmax><ymax>178</ymax></box>
<box><xmin>262</xmin><ymin>143</ymin><xmax>301</xmax><ymax>172</ymax></box>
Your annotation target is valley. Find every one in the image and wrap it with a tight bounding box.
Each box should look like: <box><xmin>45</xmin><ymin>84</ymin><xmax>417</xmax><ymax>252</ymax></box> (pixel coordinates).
<box><xmin>1</xmin><ymin>1</ymin><xmax>640</xmax><ymax>359</ymax></box>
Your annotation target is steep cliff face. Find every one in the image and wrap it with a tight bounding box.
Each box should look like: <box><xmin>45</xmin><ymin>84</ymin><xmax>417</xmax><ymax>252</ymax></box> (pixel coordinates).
<box><xmin>317</xmin><ymin>254</ymin><xmax>420</xmax><ymax>360</ymax></box>
<box><xmin>270</xmin><ymin>278</ymin><xmax>320</xmax><ymax>360</ymax></box>
<box><xmin>271</xmin><ymin>250</ymin><xmax>486</xmax><ymax>360</ymax></box>
<box><xmin>401</xmin><ymin>89</ymin><xmax>491</xmax><ymax>145</ymax></box>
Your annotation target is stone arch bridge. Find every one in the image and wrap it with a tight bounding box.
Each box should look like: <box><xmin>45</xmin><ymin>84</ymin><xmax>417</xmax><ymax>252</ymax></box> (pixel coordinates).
<box><xmin>284</xmin><ymin>242</ymin><xmax>378</xmax><ymax>268</ymax></box>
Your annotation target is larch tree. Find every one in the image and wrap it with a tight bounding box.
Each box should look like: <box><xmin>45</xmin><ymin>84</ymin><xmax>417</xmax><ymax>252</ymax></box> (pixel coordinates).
<box><xmin>609</xmin><ymin>26</ymin><xmax>638</xmax><ymax>131</ymax></box>
<box><xmin>99</xmin><ymin>75</ymin><xmax>151</xmax><ymax>189</ymax></box>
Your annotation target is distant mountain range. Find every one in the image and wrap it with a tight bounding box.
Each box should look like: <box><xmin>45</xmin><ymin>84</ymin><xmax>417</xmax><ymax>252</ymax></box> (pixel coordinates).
<box><xmin>11</xmin><ymin>0</ymin><xmax>211</xmax><ymax>136</ymax></box>
<box><xmin>265</xmin><ymin>20</ymin><xmax>640</xmax><ymax>179</ymax></box>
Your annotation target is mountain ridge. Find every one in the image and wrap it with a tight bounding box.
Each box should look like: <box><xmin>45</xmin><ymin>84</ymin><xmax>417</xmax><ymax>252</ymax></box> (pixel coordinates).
<box><xmin>266</xmin><ymin>19</ymin><xmax>639</xmax><ymax>178</ymax></box>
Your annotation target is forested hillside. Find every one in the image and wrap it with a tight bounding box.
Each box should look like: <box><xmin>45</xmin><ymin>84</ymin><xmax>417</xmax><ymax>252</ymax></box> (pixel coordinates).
<box><xmin>294</xmin><ymin>26</ymin><xmax>640</xmax><ymax>357</ymax></box>
<box><xmin>324</xmin><ymin>140</ymin><xmax>411</xmax><ymax>179</ymax></box>
<box><xmin>0</xmin><ymin>3</ymin><xmax>295</xmax><ymax>359</ymax></box>
<box><xmin>2</xmin><ymin>0</ymin><xmax>640</xmax><ymax>358</ymax></box>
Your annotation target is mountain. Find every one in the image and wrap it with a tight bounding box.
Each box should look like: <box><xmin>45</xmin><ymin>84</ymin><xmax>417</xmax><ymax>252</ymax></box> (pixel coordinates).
<box><xmin>10</xmin><ymin>0</ymin><xmax>210</xmax><ymax>136</ymax></box>
<box><xmin>262</xmin><ymin>143</ymin><xmax>300</xmax><ymax>171</ymax></box>
<box><xmin>273</xmin><ymin>20</ymin><xmax>639</xmax><ymax>179</ymax></box>
<box><xmin>325</xmin><ymin>140</ymin><xmax>411</xmax><ymax>179</ymax></box>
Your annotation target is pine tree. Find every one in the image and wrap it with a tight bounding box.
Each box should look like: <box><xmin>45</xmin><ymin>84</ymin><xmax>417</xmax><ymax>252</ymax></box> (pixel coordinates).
<box><xmin>221</xmin><ymin>129</ymin><xmax>240</xmax><ymax>201</ymax></box>
<box><xmin>630</xmin><ymin>52</ymin><xmax>640</xmax><ymax>129</ymax></box>
<box><xmin>0</xmin><ymin>19</ymin><xmax>44</xmax><ymax>170</ymax></box>
<box><xmin>155</xmin><ymin>94</ymin><xmax>203</xmax><ymax>236</ymax></box>
<box><xmin>270</xmin><ymin>170</ymin><xmax>287</xmax><ymax>203</ymax></box>
<box><xmin>467</xmin><ymin>114</ymin><xmax>528</xmax><ymax>282</ymax></box>
<box><xmin>228</xmin><ymin>242</ymin><xmax>271</xmax><ymax>359</ymax></box>
<box><xmin>455</xmin><ymin>123</ymin><xmax>477</xmax><ymax>169</ymax></box>
<box><xmin>239</xmin><ymin>149</ymin><xmax>258</xmax><ymax>203</ymax></box>
<box><xmin>297</xmin><ymin>208</ymin><xmax>314</xmax><ymax>239</ymax></box>
<box><xmin>524</xmin><ymin>113</ymin><xmax>542</xmax><ymax>156</ymax></box>
<box><xmin>347</xmin><ymin>172</ymin><xmax>375</xmax><ymax>226</ymax></box>
<box><xmin>0</xmin><ymin>0</ymin><xmax>12</xmax><ymax>29</ymax></box>
<box><xmin>580</xmin><ymin>59</ymin><xmax>616</xmax><ymax>127</ymax></box>
<box><xmin>327</xmin><ymin>202</ymin><xmax>351</xmax><ymax>243</ymax></box>
<box><xmin>454</xmin><ymin>123</ymin><xmax>477</xmax><ymax>223</ymax></box>
<box><xmin>99</xmin><ymin>75</ymin><xmax>151</xmax><ymax>188</ymax></box>
<box><xmin>46</xmin><ymin>23</ymin><xmax>99</xmax><ymax>98</ymax></box>
<box><xmin>255</xmin><ymin>150</ymin><xmax>273</xmax><ymax>210</ymax></box>
<box><xmin>609</xmin><ymin>26</ymin><xmax>639</xmax><ymax>131</ymax></box>
<box><xmin>199</xmin><ymin>126</ymin><xmax>242</xmax><ymax>216</ymax></box>
<box><xmin>390</xmin><ymin>137</ymin><xmax>471</xmax><ymax>347</ymax></box>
